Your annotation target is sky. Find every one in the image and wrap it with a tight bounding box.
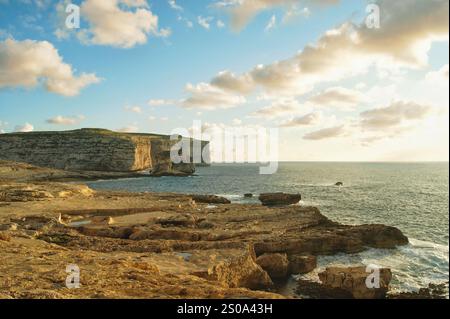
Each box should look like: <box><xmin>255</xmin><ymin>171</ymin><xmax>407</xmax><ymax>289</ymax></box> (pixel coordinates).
<box><xmin>0</xmin><ymin>0</ymin><xmax>449</xmax><ymax>162</ymax></box>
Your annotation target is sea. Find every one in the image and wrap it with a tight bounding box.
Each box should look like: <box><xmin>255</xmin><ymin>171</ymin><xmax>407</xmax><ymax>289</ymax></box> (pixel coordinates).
<box><xmin>86</xmin><ymin>162</ymin><xmax>449</xmax><ymax>294</ymax></box>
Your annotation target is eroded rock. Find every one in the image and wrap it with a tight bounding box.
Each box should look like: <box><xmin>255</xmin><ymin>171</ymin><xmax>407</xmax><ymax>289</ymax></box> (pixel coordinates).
<box><xmin>318</xmin><ymin>266</ymin><xmax>392</xmax><ymax>299</ymax></box>
<box><xmin>256</xmin><ymin>253</ymin><xmax>290</xmax><ymax>279</ymax></box>
<box><xmin>191</xmin><ymin>195</ymin><xmax>231</xmax><ymax>204</ymax></box>
<box><xmin>288</xmin><ymin>255</ymin><xmax>317</xmax><ymax>274</ymax></box>
<box><xmin>209</xmin><ymin>246</ymin><xmax>273</xmax><ymax>289</ymax></box>
<box><xmin>258</xmin><ymin>193</ymin><xmax>301</xmax><ymax>206</ymax></box>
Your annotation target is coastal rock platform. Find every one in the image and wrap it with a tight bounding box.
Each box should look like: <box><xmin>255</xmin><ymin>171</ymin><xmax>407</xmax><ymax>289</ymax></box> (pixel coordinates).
<box><xmin>0</xmin><ymin>160</ymin><xmax>413</xmax><ymax>299</ymax></box>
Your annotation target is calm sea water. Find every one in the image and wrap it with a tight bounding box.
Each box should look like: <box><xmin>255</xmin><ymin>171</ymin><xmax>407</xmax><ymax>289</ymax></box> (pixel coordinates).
<box><xmin>87</xmin><ymin>162</ymin><xmax>449</xmax><ymax>293</ymax></box>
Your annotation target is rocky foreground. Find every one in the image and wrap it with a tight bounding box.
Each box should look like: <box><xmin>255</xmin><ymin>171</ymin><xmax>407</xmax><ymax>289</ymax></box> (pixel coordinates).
<box><xmin>0</xmin><ymin>161</ymin><xmax>445</xmax><ymax>299</ymax></box>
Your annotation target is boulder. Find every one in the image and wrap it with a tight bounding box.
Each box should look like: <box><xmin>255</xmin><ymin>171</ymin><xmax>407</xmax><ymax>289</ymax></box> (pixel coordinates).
<box><xmin>335</xmin><ymin>182</ymin><xmax>343</xmax><ymax>186</ymax></box>
<box><xmin>256</xmin><ymin>253</ymin><xmax>290</xmax><ymax>279</ymax></box>
<box><xmin>288</xmin><ymin>255</ymin><xmax>317</xmax><ymax>274</ymax></box>
<box><xmin>318</xmin><ymin>266</ymin><xmax>392</xmax><ymax>299</ymax></box>
<box><xmin>258</xmin><ymin>193</ymin><xmax>301</xmax><ymax>206</ymax></box>
<box><xmin>191</xmin><ymin>194</ymin><xmax>231</xmax><ymax>204</ymax></box>
<box><xmin>244</xmin><ymin>193</ymin><xmax>253</xmax><ymax>198</ymax></box>
<box><xmin>209</xmin><ymin>246</ymin><xmax>273</xmax><ymax>289</ymax></box>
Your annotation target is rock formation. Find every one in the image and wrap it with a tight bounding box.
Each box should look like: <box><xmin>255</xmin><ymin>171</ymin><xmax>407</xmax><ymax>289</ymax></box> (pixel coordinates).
<box><xmin>288</xmin><ymin>255</ymin><xmax>317</xmax><ymax>274</ymax></box>
<box><xmin>318</xmin><ymin>266</ymin><xmax>392</xmax><ymax>299</ymax></box>
<box><xmin>258</xmin><ymin>193</ymin><xmax>301</xmax><ymax>206</ymax></box>
<box><xmin>0</xmin><ymin>129</ymin><xmax>208</xmax><ymax>176</ymax></box>
<box><xmin>190</xmin><ymin>195</ymin><xmax>231</xmax><ymax>204</ymax></box>
<box><xmin>0</xmin><ymin>161</ymin><xmax>416</xmax><ymax>299</ymax></box>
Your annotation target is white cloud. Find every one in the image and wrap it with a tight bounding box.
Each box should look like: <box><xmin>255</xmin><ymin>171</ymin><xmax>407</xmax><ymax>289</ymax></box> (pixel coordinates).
<box><xmin>360</xmin><ymin>100</ymin><xmax>435</xmax><ymax>131</ymax></box>
<box><xmin>79</xmin><ymin>0</ymin><xmax>167</xmax><ymax>48</ymax></box>
<box><xmin>308</xmin><ymin>86</ymin><xmax>366</xmax><ymax>110</ymax></box>
<box><xmin>198</xmin><ymin>16</ymin><xmax>214</xmax><ymax>30</ymax></box>
<box><xmin>46</xmin><ymin>115</ymin><xmax>85</xmax><ymax>125</ymax></box>
<box><xmin>0</xmin><ymin>120</ymin><xmax>8</xmax><ymax>134</ymax></box>
<box><xmin>265</xmin><ymin>15</ymin><xmax>276</xmax><ymax>32</ymax></box>
<box><xmin>0</xmin><ymin>38</ymin><xmax>100</xmax><ymax>96</ymax></box>
<box><xmin>215</xmin><ymin>0</ymin><xmax>339</xmax><ymax>31</ymax></box>
<box><xmin>426</xmin><ymin>64</ymin><xmax>449</xmax><ymax>83</ymax></box>
<box><xmin>280</xmin><ymin>112</ymin><xmax>322</xmax><ymax>127</ymax></box>
<box><xmin>190</xmin><ymin>0</ymin><xmax>449</xmax><ymax>100</ymax></box>
<box><xmin>181</xmin><ymin>82</ymin><xmax>246</xmax><ymax>109</ymax></box>
<box><xmin>124</xmin><ymin>105</ymin><xmax>142</xmax><ymax>113</ymax></box>
<box><xmin>14</xmin><ymin>122</ymin><xmax>34</xmax><ymax>133</ymax></box>
<box><xmin>303</xmin><ymin>125</ymin><xmax>346</xmax><ymax>140</ymax></box>
<box><xmin>251</xmin><ymin>98</ymin><xmax>304</xmax><ymax>118</ymax></box>
<box><xmin>217</xmin><ymin>20</ymin><xmax>226</xmax><ymax>28</ymax></box>
<box><xmin>148</xmin><ymin>99</ymin><xmax>176</xmax><ymax>106</ymax></box>
<box><xmin>282</xmin><ymin>5</ymin><xmax>310</xmax><ymax>23</ymax></box>
<box><xmin>168</xmin><ymin>0</ymin><xmax>183</xmax><ymax>11</ymax></box>
<box><xmin>210</xmin><ymin>71</ymin><xmax>254</xmax><ymax>94</ymax></box>
<box><xmin>117</xmin><ymin>125</ymin><xmax>139</xmax><ymax>132</ymax></box>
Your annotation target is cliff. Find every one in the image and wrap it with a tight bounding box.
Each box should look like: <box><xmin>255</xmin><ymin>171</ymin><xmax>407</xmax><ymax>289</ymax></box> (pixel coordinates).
<box><xmin>0</xmin><ymin>128</ymin><xmax>208</xmax><ymax>175</ymax></box>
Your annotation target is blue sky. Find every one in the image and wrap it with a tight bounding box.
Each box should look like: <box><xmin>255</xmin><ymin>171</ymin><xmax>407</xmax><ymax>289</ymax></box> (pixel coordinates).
<box><xmin>0</xmin><ymin>0</ymin><xmax>449</xmax><ymax>161</ymax></box>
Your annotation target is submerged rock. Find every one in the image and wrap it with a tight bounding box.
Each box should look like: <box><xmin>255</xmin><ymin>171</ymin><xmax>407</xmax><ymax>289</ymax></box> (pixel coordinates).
<box><xmin>258</xmin><ymin>193</ymin><xmax>301</xmax><ymax>206</ymax></box>
<box><xmin>244</xmin><ymin>193</ymin><xmax>253</xmax><ymax>198</ymax></box>
<box><xmin>335</xmin><ymin>182</ymin><xmax>343</xmax><ymax>186</ymax></box>
<box><xmin>318</xmin><ymin>266</ymin><xmax>392</xmax><ymax>299</ymax></box>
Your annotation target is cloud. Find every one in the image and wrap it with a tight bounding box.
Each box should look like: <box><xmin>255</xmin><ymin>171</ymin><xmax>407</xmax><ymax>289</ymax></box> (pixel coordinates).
<box><xmin>189</xmin><ymin>0</ymin><xmax>448</xmax><ymax>100</ymax></box>
<box><xmin>181</xmin><ymin>82</ymin><xmax>246</xmax><ymax>109</ymax></box>
<box><xmin>0</xmin><ymin>120</ymin><xmax>8</xmax><ymax>134</ymax></box>
<box><xmin>14</xmin><ymin>123</ymin><xmax>34</xmax><ymax>133</ymax></box>
<box><xmin>251</xmin><ymin>98</ymin><xmax>303</xmax><ymax>118</ymax></box>
<box><xmin>148</xmin><ymin>99</ymin><xmax>176</xmax><ymax>106</ymax></box>
<box><xmin>217</xmin><ymin>20</ymin><xmax>226</xmax><ymax>28</ymax></box>
<box><xmin>426</xmin><ymin>64</ymin><xmax>449</xmax><ymax>83</ymax></box>
<box><xmin>215</xmin><ymin>0</ymin><xmax>339</xmax><ymax>31</ymax></box>
<box><xmin>46</xmin><ymin>115</ymin><xmax>85</xmax><ymax>125</ymax></box>
<box><xmin>124</xmin><ymin>105</ymin><xmax>142</xmax><ymax>113</ymax></box>
<box><xmin>0</xmin><ymin>38</ymin><xmax>100</xmax><ymax>96</ymax></box>
<box><xmin>280</xmin><ymin>112</ymin><xmax>322</xmax><ymax>127</ymax></box>
<box><xmin>282</xmin><ymin>5</ymin><xmax>311</xmax><ymax>23</ymax></box>
<box><xmin>308</xmin><ymin>87</ymin><xmax>366</xmax><ymax>110</ymax></box>
<box><xmin>117</xmin><ymin>125</ymin><xmax>139</xmax><ymax>132</ymax></box>
<box><xmin>360</xmin><ymin>100</ymin><xmax>434</xmax><ymax>131</ymax></box>
<box><xmin>210</xmin><ymin>71</ymin><xmax>254</xmax><ymax>94</ymax></box>
<box><xmin>79</xmin><ymin>0</ymin><xmax>167</xmax><ymax>48</ymax></box>
<box><xmin>265</xmin><ymin>15</ymin><xmax>276</xmax><ymax>32</ymax></box>
<box><xmin>168</xmin><ymin>0</ymin><xmax>183</xmax><ymax>11</ymax></box>
<box><xmin>198</xmin><ymin>16</ymin><xmax>214</xmax><ymax>29</ymax></box>
<box><xmin>303</xmin><ymin>125</ymin><xmax>346</xmax><ymax>140</ymax></box>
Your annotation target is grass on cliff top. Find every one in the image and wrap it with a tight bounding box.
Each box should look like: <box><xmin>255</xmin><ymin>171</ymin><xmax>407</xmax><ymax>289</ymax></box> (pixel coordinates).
<box><xmin>0</xmin><ymin>128</ymin><xmax>207</xmax><ymax>143</ymax></box>
<box><xmin>1</xmin><ymin>128</ymin><xmax>169</xmax><ymax>139</ymax></box>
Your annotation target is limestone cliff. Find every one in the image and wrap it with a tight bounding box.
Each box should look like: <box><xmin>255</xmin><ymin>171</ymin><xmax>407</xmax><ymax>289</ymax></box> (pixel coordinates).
<box><xmin>0</xmin><ymin>128</ymin><xmax>208</xmax><ymax>174</ymax></box>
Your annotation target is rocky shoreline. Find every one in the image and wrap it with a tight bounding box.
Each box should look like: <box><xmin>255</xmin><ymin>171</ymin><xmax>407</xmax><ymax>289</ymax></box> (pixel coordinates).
<box><xmin>0</xmin><ymin>161</ymin><xmax>447</xmax><ymax>299</ymax></box>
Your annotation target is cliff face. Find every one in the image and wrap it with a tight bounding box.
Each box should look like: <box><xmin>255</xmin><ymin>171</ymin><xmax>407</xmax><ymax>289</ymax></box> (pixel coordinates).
<box><xmin>0</xmin><ymin>129</ymin><xmax>207</xmax><ymax>174</ymax></box>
